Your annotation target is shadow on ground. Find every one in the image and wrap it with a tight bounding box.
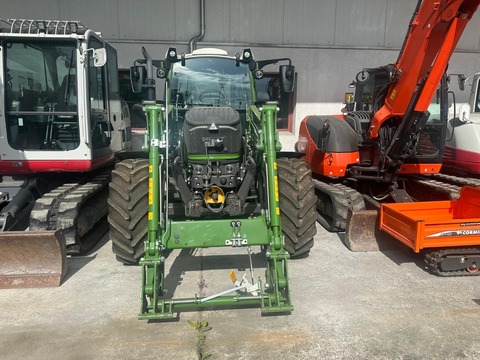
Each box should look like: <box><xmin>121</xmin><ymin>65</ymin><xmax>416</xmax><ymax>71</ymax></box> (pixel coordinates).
<box><xmin>63</xmin><ymin>223</ymin><xmax>110</xmax><ymax>284</ymax></box>
<box><xmin>337</xmin><ymin>231</ymin><xmax>429</xmax><ymax>274</ymax></box>
<box><xmin>163</xmin><ymin>248</ymin><xmax>267</xmax><ymax>296</ymax></box>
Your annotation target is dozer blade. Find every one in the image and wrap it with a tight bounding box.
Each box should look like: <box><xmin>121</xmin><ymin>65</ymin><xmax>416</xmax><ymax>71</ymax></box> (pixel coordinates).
<box><xmin>0</xmin><ymin>231</ymin><xmax>66</xmax><ymax>289</ymax></box>
<box><xmin>344</xmin><ymin>209</ymin><xmax>396</xmax><ymax>251</ymax></box>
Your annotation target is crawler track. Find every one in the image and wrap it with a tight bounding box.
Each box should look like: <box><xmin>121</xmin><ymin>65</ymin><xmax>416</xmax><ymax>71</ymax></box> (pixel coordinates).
<box><xmin>406</xmin><ymin>173</ymin><xmax>480</xmax><ymax>202</ymax></box>
<box><xmin>431</xmin><ymin>173</ymin><xmax>480</xmax><ymax>188</ymax></box>
<box><xmin>425</xmin><ymin>247</ymin><xmax>480</xmax><ymax>276</ymax></box>
<box><xmin>314</xmin><ymin>180</ymin><xmax>365</xmax><ymax>232</ymax></box>
<box><xmin>29</xmin><ymin>171</ymin><xmax>111</xmax><ymax>254</ymax></box>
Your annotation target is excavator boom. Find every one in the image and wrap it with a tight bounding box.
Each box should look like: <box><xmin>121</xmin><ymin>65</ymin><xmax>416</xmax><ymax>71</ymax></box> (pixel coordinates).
<box><xmin>370</xmin><ymin>0</ymin><xmax>480</xmax><ymax>139</ymax></box>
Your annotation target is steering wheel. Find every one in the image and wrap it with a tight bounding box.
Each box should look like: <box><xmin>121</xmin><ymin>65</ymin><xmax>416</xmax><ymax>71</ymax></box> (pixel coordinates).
<box><xmin>199</xmin><ymin>91</ymin><xmax>226</xmax><ymax>104</ymax></box>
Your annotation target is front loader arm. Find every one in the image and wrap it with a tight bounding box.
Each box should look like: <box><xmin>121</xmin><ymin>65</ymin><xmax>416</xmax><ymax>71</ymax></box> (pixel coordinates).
<box><xmin>260</xmin><ymin>103</ymin><xmax>283</xmax><ymax>251</ymax></box>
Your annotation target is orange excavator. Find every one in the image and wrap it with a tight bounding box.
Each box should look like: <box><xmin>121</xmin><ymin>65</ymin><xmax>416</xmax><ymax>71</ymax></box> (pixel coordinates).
<box><xmin>297</xmin><ymin>0</ymin><xmax>480</xmax><ymax>275</ymax></box>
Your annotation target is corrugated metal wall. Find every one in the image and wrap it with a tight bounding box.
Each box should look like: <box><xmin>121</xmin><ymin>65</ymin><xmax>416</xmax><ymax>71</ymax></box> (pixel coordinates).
<box><xmin>3</xmin><ymin>0</ymin><xmax>480</xmax><ymax>51</ymax></box>
<box><xmin>4</xmin><ymin>0</ymin><xmax>480</xmax><ymax>145</ymax></box>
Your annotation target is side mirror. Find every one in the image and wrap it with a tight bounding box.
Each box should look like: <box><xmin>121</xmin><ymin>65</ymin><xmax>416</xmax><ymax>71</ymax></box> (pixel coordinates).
<box><xmin>130</xmin><ymin>65</ymin><xmax>146</xmax><ymax>93</ymax></box>
<box><xmin>458</xmin><ymin>74</ymin><xmax>467</xmax><ymax>91</ymax></box>
<box><xmin>280</xmin><ymin>65</ymin><xmax>295</xmax><ymax>93</ymax></box>
<box><xmin>356</xmin><ymin>69</ymin><xmax>369</xmax><ymax>84</ymax></box>
<box><xmin>457</xmin><ymin>103</ymin><xmax>471</xmax><ymax>123</ymax></box>
<box><xmin>93</xmin><ymin>48</ymin><xmax>107</xmax><ymax>67</ymax></box>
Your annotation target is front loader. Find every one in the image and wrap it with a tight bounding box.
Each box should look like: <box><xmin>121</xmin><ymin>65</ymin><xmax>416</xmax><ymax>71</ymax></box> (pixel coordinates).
<box><xmin>107</xmin><ymin>47</ymin><xmax>317</xmax><ymax>319</ymax></box>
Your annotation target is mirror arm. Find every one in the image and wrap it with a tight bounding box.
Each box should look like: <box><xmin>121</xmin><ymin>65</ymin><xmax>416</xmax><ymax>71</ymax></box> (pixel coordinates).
<box><xmin>79</xmin><ymin>47</ymin><xmax>106</xmax><ymax>67</ymax></box>
<box><xmin>257</xmin><ymin>58</ymin><xmax>292</xmax><ymax>69</ymax></box>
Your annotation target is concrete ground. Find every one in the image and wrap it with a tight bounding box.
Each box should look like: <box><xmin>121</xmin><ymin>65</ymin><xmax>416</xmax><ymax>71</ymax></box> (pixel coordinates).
<box><xmin>1</xmin><ymin>224</ymin><xmax>480</xmax><ymax>360</ymax></box>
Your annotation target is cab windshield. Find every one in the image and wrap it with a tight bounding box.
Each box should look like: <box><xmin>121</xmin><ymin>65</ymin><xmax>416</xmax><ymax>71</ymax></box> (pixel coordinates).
<box><xmin>4</xmin><ymin>40</ymin><xmax>79</xmax><ymax>150</ymax></box>
<box><xmin>169</xmin><ymin>57</ymin><xmax>253</xmax><ymax>108</ymax></box>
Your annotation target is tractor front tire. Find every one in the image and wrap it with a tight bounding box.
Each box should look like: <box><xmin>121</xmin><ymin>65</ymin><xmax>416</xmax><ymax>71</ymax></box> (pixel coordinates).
<box><xmin>277</xmin><ymin>157</ymin><xmax>317</xmax><ymax>257</ymax></box>
<box><xmin>107</xmin><ymin>159</ymin><xmax>148</xmax><ymax>264</ymax></box>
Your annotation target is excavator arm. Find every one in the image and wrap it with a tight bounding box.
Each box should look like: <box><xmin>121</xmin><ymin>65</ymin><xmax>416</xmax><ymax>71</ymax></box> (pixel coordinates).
<box><xmin>371</xmin><ymin>0</ymin><xmax>479</xmax><ymax>137</ymax></box>
<box><xmin>369</xmin><ymin>0</ymin><xmax>480</xmax><ymax>170</ymax></box>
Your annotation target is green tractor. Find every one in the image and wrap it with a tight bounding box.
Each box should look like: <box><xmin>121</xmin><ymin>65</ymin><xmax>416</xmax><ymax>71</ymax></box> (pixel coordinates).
<box><xmin>108</xmin><ymin>47</ymin><xmax>316</xmax><ymax>320</ymax></box>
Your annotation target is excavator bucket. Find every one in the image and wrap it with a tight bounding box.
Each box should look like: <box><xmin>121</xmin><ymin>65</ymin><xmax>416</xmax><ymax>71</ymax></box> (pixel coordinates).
<box><xmin>0</xmin><ymin>231</ymin><xmax>66</xmax><ymax>289</ymax></box>
<box><xmin>344</xmin><ymin>209</ymin><xmax>396</xmax><ymax>251</ymax></box>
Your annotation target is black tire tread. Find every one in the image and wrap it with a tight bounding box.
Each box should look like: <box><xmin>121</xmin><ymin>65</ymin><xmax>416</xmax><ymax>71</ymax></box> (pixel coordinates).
<box><xmin>277</xmin><ymin>157</ymin><xmax>317</xmax><ymax>257</ymax></box>
<box><xmin>108</xmin><ymin>159</ymin><xmax>149</xmax><ymax>264</ymax></box>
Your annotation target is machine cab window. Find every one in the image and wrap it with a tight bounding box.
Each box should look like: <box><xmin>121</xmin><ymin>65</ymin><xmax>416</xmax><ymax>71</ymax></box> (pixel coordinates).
<box><xmin>169</xmin><ymin>57</ymin><xmax>253</xmax><ymax>109</ymax></box>
<box><xmin>87</xmin><ymin>36</ymin><xmax>111</xmax><ymax>150</ymax></box>
<box><xmin>4</xmin><ymin>40</ymin><xmax>80</xmax><ymax>150</ymax></box>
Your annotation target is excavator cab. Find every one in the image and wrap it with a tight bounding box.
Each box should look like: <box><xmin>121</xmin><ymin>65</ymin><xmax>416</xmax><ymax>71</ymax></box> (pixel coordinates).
<box><xmin>346</xmin><ymin>67</ymin><xmax>391</xmax><ymax>113</ymax></box>
<box><xmin>336</xmin><ymin>65</ymin><xmax>449</xmax><ymax>182</ymax></box>
<box><xmin>0</xmin><ymin>19</ymin><xmax>131</xmax><ymax>288</ymax></box>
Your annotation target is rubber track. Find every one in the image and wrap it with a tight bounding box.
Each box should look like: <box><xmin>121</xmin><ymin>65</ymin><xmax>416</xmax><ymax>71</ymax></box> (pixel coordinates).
<box><xmin>425</xmin><ymin>247</ymin><xmax>480</xmax><ymax>277</ymax></box>
<box><xmin>430</xmin><ymin>173</ymin><xmax>480</xmax><ymax>188</ymax></box>
<box><xmin>408</xmin><ymin>173</ymin><xmax>480</xmax><ymax>201</ymax></box>
<box><xmin>107</xmin><ymin>159</ymin><xmax>149</xmax><ymax>265</ymax></box>
<box><xmin>314</xmin><ymin>180</ymin><xmax>365</xmax><ymax>232</ymax></box>
<box><xmin>29</xmin><ymin>172</ymin><xmax>110</xmax><ymax>253</ymax></box>
<box><xmin>277</xmin><ymin>158</ymin><xmax>317</xmax><ymax>257</ymax></box>
<box><xmin>408</xmin><ymin>177</ymin><xmax>461</xmax><ymax>200</ymax></box>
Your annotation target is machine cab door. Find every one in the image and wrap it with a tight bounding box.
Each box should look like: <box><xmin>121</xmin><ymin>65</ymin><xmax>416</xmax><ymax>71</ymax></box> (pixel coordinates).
<box><xmin>86</xmin><ymin>34</ymin><xmax>112</xmax><ymax>156</ymax></box>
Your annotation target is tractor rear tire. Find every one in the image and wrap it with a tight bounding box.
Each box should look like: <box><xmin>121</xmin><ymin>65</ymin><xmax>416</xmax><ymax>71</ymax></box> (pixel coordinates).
<box><xmin>277</xmin><ymin>157</ymin><xmax>317</xmax><ymax>257</ymax></box>
<box><xmin>107</xmin><ymin>159</ymin><xmax>148</xmax><ymax>264</ymax></box>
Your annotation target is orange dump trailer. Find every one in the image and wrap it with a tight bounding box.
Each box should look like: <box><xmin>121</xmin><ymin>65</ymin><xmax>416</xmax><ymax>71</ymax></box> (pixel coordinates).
<box><xmin>380</xmin><ymin>186</ymin><xmax>480</xmax><ymax>253</ymax></box>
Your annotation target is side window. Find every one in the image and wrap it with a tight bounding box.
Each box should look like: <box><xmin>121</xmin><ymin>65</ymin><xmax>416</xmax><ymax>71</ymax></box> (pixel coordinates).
<box><xmin>255</xmin><ymin>73</ymin><xmax>295</xmax><ymax>131</ymax></box>
<box><xmin>476</xmin><ymin>78</ymin><xmax>480</xmax><ymax>112</ymax></box>
<box><xmin>88</xmin><ymin>36</ymin><xmax>111</xmax><ymax>149</ymax></box>
<box><xmin>119</xmin><ymin>69</ymin><xmax>146</xmax><ymax>128</ymax></box>
<box><xmin>107</xmin><ymin>46</ymin><xmax>119</xmax><ymax>98</ymax></box>
<box><xmin>88</xmin><ymin>37</ymin><xmax>105</xmax><ymax>111</ymax></box>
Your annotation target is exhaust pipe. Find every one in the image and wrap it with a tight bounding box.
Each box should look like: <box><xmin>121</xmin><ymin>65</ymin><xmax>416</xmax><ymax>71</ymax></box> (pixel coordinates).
<box><xmin>189</xmin><ymin>0</ymin><xmax>206</xmax><ymax>52</ymax></box>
